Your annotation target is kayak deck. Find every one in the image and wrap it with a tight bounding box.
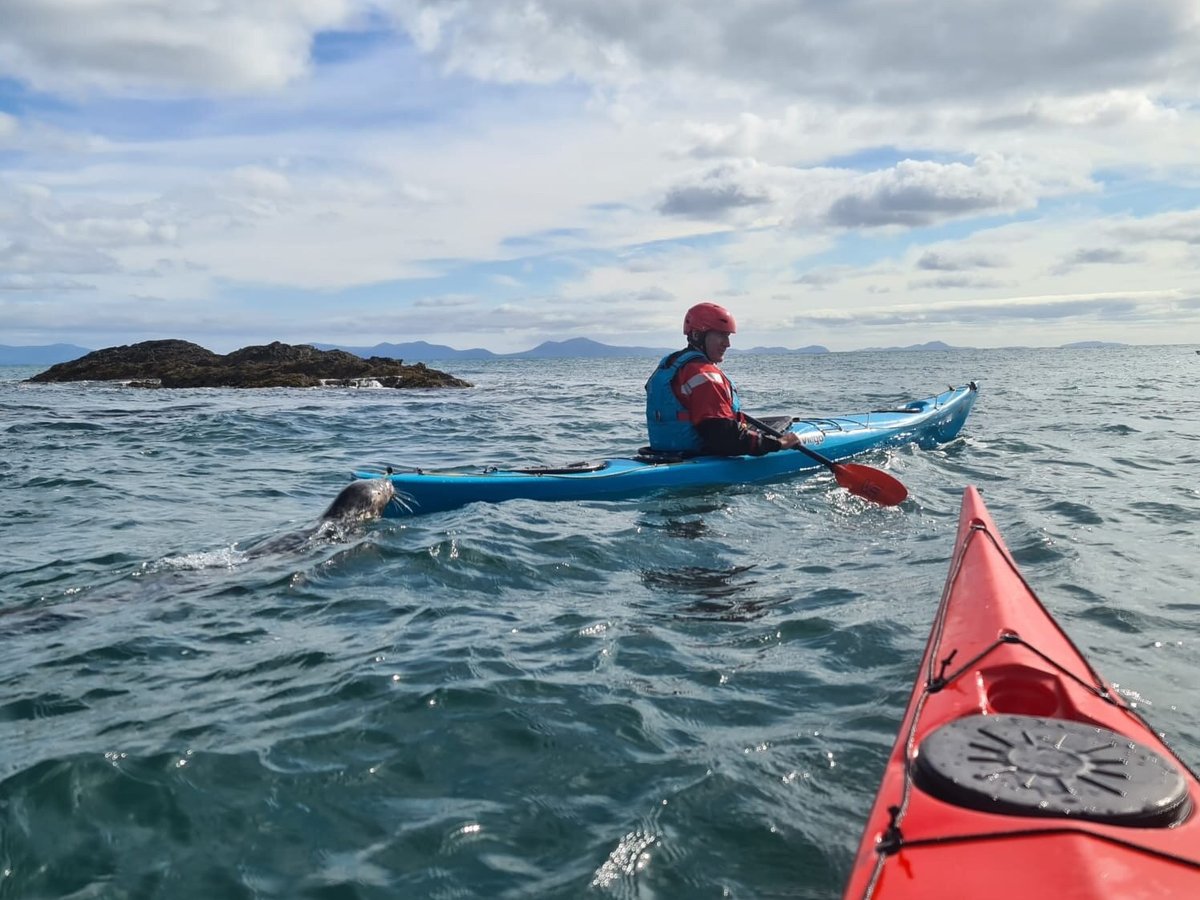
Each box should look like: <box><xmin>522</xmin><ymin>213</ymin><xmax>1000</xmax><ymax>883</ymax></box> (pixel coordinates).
<box><xmin>844</xmin><ymin>487</ymin><xmax>1200</xmax><ymax>898</ymax></box>
<box><xmin>356</xmin><ymin>382</ymin><xmax>979</xmax><ymax>516</ymax></box>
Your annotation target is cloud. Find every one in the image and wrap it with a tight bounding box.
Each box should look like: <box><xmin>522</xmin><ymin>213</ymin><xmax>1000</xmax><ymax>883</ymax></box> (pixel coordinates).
<box><xmin>1051</xmin><ymin>246</ymin><xmax>1144</xmax><ymax>274</ymax></box>
<box><xmin>656</xmin><ymin>154</ymin><xmax>1091</xmax><ymax>233</ymax></box>
<box><xmin>979</xmin><ymin>90</ymin><xmax>1180</xmax><ymax>130</ymax></box>
<box><xmin>0</xmin><ymin>0</ymin><xmax>362</xmax><ymax>95</ymax></box>
<box><xmin>917</xmin><ymin>250</ymin><xmax>1006</xmax><ymax>271</ymax></box>
<box><xmin>825</xmin><ymin>157</ymin><xmax>1053</xmax><ymax>228</ymax></box>
<box><xmin>796</xmin><ymin>266</ymin><xmax>857</xmax><ymax>289</ymax></box>
<box><xmin>908</xmin><ymin>275</ymin><xmax>1009</xmax><ymax>291</ymax></box>
<box><xmin>674</xmin><ymin>111</ymin><xmax>822</xmax><ymax>160</ymax></box>
<box><xmin>0</xmin><ymin>274</ymin><xmax>95</xmax><ymax>292</ymax></box>
<box><xmin>658</xmin><ymin>161</ymin><xmax>776</xmax><ymax>219</ymax></box>
<box><xmin>384</xmin><ymin>0</ymin><xmax>1200</xmax><ymax>105</ymax></box>
<box><xmin>1111</xmin><ymin>211</ymin><xmax>1200</xmax><ymax>245</ymax></box>
<box><xmin>789</xmin><ymin>290</ymin><xmax>1185</xmax><ymax>328</ymax></box>
<box><xmin>0</xmin><ymin>182</ymin><xmax>129</xmax><ymax>278</ymax></box>
<box><xmin>5</xmin><ymin>1</ymin><xmax>1192</xmax><ymax>129</ymax></box>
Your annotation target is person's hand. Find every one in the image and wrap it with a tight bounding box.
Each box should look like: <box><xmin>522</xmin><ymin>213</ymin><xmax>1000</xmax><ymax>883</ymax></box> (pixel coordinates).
<box><xmin>777</xmin><ymin>431</ymin><xmax>802</xmax><ymax>450</ymax></box>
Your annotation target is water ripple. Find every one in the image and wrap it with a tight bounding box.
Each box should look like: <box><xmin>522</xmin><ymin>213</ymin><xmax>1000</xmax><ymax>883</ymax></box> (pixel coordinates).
<box><xmin>2</xmin><ymin>350</ymin><xmax>1198</xmax><ymax>898</ymax></box>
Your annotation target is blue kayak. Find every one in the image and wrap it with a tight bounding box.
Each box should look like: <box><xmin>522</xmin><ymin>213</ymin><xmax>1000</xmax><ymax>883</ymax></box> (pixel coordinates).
<box><xmin>356</xmin><ymin>382</ymin><xmax>978</xmax><ymax>517</ymax></box>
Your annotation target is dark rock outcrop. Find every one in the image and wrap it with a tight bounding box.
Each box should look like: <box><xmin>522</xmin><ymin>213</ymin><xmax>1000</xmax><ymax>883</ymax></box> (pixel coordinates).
<box><xmin>25</xmin><ymin>340</ymin><xmax>472</xmax><ymax>389</ymax></box>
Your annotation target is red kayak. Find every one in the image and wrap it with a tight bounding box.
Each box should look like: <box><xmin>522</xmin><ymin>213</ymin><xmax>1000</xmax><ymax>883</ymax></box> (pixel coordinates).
<box><xmin>844</xmin><ymin>486</ymin><xmax>1200</xmax><ymax>899</ymax></box>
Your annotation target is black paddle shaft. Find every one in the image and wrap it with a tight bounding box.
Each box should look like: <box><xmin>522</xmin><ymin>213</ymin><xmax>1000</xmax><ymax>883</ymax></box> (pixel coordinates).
<box><xmin>743</xmin><ymin>413</ymin><xmax>839</xmax><ymax>472</ymax></box>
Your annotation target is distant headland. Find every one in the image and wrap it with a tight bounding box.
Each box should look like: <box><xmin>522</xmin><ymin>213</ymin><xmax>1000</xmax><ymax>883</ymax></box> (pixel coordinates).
<box><xmin>22</xmin><ymin>340</ymin><xmax>471</xmax><ymax>389</ymax></box>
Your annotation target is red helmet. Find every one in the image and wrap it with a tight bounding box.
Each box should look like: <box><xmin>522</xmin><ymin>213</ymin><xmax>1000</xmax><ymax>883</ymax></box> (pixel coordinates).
<box><xmin>683</xmin><ymin>302</ymin><xmax>736</xmax><ymax>335</ymax></box>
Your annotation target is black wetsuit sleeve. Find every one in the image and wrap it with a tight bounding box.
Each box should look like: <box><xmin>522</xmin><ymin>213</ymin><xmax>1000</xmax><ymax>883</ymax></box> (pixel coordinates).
<box><xmin>695</xmin><ymin>418</ymin><xmax>784</xmax><ymax>456</ymax></box>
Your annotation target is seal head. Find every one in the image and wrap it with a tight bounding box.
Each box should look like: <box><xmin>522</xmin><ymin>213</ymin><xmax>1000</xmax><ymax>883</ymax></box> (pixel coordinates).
<box><xmin>320</xmin><ymin>478</ymin><xmax>399</xmax><ymax>523</ymax></box>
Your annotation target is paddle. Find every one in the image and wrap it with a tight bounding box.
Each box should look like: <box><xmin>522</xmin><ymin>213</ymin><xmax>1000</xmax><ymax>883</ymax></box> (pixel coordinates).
<box><xmin>743</xmin><ymin>413</ymin><xmax>908</xmax><ymax>507</ymax></box>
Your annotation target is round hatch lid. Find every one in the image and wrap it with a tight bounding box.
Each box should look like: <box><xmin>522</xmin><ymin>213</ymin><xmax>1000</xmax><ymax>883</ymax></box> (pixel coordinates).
<box><xmin>913</xmin><ymin>713</ymin><xmax>1191</xmax><ymax>828</ymax></box>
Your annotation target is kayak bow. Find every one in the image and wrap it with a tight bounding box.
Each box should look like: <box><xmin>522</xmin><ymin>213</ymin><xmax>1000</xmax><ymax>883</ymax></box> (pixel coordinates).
<box><xmin>844</xmin><ymin>487</ymin><xmax>1200</xmax><ymax>899</ymax></box>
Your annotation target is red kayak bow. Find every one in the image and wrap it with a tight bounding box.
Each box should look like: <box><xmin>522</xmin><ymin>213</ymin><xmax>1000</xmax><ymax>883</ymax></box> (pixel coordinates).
<box><xmin>844</xmin><ymin>486</ymin><xmax>1200</xmax><ymax>898</ymax></box>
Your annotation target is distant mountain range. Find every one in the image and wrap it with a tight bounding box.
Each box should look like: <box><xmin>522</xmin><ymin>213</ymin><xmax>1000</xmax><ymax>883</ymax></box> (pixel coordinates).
<box><xmin>308</xmin><ymin>337</ymin><xmax>833</xmax><ymax>361</ymax></box>
<box><xmin>0</xmin><ymin>343</ymin><xmax>95</xmax><ymax>365</ymax></box>
<box><xmin>855</xmin><ymin>340</ymin><xmax>959</xmax><ymax>353</ymax></box>
<box><xmin>308</xmin><ymin>337</ymin><xmax>681</xmax><ymax>361</ymax></box>
<box><xmin>313</xmin><ymin>338</ymin><xmax>1013</xmax><ymax>358</ymax></box>
<box><xmin>1</xmin><ymin>337</ymin><xmax>1137</xmax><ymax>366</ymax></box>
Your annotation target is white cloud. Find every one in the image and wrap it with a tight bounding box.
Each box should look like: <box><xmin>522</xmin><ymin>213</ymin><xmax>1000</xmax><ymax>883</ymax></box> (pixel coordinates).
<box><xmin>990</xmin><ymin>91</ymin><xmax>1179</xmax><ymax>128</ymax></box>
<box><xmin>1112</xmin><ymin>210</ymin><xmax>1200</xmax><ymax>245</ymax></box>
<box><xmin>789</xmin><ymin>290</ymin><xmax>1189</xmax><ymax>329</ymax></box>
<box><xmin>917</xmin><ymin>251</ymin><xmax>1007</xmax><ymax>271</ymax></box>
<box><xmin>825</xmin><ymin>156</ymin><xmax>1089</xmax><ymax>229</ymax></box>
<box><xmin>382</xmin><ymin>0</ymin><xmax>1200</xmax><ymax>104</ymax></box>
<box><xmin>0</xmin><ymin>0</ymin><xmax>362</xmax><ymax>95</ymax></box>
<box><xmin>658</xmin><ymin>160</ymin><xmax>778</xmax><ymax>220</ymax></box>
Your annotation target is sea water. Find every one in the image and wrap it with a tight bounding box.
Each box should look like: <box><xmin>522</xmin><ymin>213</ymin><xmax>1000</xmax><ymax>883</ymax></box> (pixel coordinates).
<box><xmin>1</xmin><ymin>346</ymin><xmax>1197</xmax><ymax>898</ymax></box>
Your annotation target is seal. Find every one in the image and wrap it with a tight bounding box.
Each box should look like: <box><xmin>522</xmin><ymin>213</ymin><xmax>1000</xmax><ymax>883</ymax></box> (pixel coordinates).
<box><xmin>319</xmin><ymin>477</ymin><xmax>402</xmax><ymax>522</ymax></box>
<box><xmin>239</xmin><ymin>477</ymin><xmax>405</xmax><ymax>556</ymax></box>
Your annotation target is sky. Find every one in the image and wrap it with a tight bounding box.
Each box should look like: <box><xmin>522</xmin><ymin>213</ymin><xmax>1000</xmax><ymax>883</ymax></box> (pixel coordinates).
<box><xmin>2</xmin><ymin>1</ymin><xmax>1200</xmax><ymax>354</ymax></box>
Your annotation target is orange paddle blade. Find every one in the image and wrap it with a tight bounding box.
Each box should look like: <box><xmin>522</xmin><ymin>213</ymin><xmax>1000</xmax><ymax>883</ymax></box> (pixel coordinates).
<box><xmin>744</xmin><ymin>413</ymin><xmax>910</xmax><ymax>507</ymax></box>
<box><xmin>831</xmin><ymin>462</ymin><xmax>908</xmax><ymax>506</ymax></box>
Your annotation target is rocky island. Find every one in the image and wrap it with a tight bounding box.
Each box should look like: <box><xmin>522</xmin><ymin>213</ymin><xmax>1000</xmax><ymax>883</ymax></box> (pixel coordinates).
<box><xmin>24</xmin><ymin>340</ymin><xmax>472</xmax><ymax>389</ymax></box>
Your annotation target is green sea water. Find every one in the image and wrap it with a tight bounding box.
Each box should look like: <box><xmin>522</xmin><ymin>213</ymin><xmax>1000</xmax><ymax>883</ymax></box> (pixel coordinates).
<box><xmin>1</xmin><ymin>346</ymin><xmax>1198</xmax><ymax>898</ymax></box>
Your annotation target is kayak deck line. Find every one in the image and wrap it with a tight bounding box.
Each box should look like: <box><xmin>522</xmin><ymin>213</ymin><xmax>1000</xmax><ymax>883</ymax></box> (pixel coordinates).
<box><xmin>845</xmin><ymin>487</ymin><xmax>1200</xmax><ymax>899</ymax></box>
<box><xmin>792</xmin><ymin>382</ymin><xmax>976</xmax><ymax>436</ymax></box>
<box><xmin>924</xmin><ymin>523</ymin><xmax>1114</xmax><ymax>698</ymax></box>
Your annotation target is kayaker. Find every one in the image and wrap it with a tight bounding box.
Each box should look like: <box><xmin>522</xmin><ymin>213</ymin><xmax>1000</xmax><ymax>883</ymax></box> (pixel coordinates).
<box><xmin>645</xmin><ymin>302</ymin><xmax>803</xmax><ymax>456</ymax></box>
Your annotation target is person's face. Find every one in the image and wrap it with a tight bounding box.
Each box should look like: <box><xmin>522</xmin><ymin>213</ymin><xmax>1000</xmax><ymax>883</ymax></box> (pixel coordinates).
<box><xmin>704</xmin><ymin>330</ymin><xmax>732</xmax><ymax>363</ymax></box>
